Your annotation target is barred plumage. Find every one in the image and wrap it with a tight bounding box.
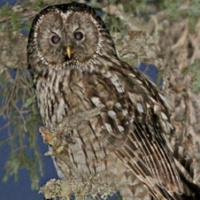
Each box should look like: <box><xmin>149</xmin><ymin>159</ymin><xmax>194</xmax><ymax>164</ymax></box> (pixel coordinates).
<box><xmin>27</xmin><ymin>2</ymin><xmax>200</xmax><ymax>200</ymax></box>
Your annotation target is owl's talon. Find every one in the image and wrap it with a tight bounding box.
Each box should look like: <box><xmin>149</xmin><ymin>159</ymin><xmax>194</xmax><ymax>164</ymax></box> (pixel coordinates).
<box><xmin>39</xmin><ymin>126</ymin><xmax>52</xmax><ymax>143</ymax></box>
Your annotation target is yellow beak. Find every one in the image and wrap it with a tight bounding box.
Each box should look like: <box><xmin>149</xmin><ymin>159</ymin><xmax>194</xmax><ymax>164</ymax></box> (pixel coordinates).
<box><xmin>66</xmin><ymin>46</ymin><xmax>71</xmax><ymax>59</ymax></box>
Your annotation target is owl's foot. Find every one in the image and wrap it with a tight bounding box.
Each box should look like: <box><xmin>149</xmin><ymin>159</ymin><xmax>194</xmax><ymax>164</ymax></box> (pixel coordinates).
<box><xmin>39</xmin><ymin>126</ymin><xmax>52</xmax><ymax>143</ymax></box>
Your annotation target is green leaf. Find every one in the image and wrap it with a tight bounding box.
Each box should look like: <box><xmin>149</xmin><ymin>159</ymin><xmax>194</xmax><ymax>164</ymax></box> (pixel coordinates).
<box><xmin>183</xmin><ymin>59</ymin><xmax>200</xmax><ymax>94</ymax></box>
<box><xmin>24</xmin><ymin>96</ymin><xmax>36</xmax><ymax>107</ymax></box>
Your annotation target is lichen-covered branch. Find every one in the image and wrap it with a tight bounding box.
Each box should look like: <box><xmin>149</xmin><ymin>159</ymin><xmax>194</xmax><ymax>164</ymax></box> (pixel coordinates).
<box><xmin>39</xmin><ymin>176</ymin><xmax>116</xmax><ymax>200</ymax></box>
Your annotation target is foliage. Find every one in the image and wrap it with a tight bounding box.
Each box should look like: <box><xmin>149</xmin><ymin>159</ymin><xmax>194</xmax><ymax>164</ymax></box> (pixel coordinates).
<box><xmin>0</xmin><ymin>68</ymin><xmax>42</xmax><ymax>190</ymax></box>
<box><xmin>0</xmin><ymin>1</ymin><xmax>44</xmax><ymax>190</ymax></box>
<box><xmin>183</xmin><ymin>59</ymin><xmax>200</xmax><ymax>94</ymax></box>
<box><xmin>161</xmin><ymin>0</ymin><xmax>200</xmax><ymax>33</ymax></box>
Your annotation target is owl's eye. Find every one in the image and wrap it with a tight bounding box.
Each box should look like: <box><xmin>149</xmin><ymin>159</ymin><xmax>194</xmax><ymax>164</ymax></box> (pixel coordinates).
<box><xmin>51</xmin><ymin>34</ymin><xmax>61</xmax><ymax>44</ymax></box>
<box><xmin>74</xmin><ymin>31</ymin><xmax>84</xmax><ymax>41</ymax></box>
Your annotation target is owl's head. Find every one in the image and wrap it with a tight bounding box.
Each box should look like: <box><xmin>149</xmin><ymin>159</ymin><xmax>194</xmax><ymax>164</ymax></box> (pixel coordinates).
<box><xmin>27</xmin><ymin>2</ymin><xmax>117</xmax><ymax>70</ymax></box>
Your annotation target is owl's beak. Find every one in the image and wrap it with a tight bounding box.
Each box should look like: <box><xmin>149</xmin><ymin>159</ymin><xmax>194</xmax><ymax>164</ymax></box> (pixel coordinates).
<box><xmin>66</xmin><ymin>46</ymin><xmax>71</xmax><ymax>59</ymax></box>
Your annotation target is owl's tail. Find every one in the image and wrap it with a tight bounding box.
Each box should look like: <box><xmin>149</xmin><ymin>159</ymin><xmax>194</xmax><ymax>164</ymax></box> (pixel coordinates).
<box><xmin>147</xmin><ymin>164</ymin><xmax>200</xmax><ymax>200</ymax></box>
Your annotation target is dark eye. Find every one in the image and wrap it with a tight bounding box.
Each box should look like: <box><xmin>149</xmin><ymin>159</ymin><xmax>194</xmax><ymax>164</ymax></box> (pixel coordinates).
<box><xmin>74</xmin><ymin>31</ymin><xmax>84</xmax><ymax>40</ymax></box>
<box><xmin>51</xmin><ymin>34</ymin><xmax>61</xmax><ymax>44</ymax></box>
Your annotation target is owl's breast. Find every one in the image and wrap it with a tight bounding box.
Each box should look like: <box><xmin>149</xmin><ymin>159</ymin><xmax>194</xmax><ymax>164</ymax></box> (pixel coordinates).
<box><xmin>36</xmin><ymin>68</ymin><xmax>88</xmax><ymax>127</ymax></box>
<box><xmin>36</xmin><ymin>67</ymin><xmax>128</xmax><ymax>170</ymax></box>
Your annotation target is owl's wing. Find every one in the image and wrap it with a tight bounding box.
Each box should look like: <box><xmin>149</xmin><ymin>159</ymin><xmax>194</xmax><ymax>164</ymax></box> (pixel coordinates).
<box><xmin>115</xmin><ymin>121</ymin><xmax>183</xmax><ymax>200</ymax></box>
<box><xmin>105</xmin><ymin>67</ymin><xmax>191</xmax><ymax>200</ymax></box>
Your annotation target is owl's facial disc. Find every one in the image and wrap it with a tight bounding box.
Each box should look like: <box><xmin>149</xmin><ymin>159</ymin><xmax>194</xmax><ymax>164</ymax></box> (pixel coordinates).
<box><xmin>34</xmin><ymin>12</ymin><xmax>66</xmax><ymax>67</ymax></box>
<box><xmin>65</xmin><ymin>29</ymin><xmax>86</xmax><ymax>60</ymax></box>
<box><xmin>28</xmin><ymin>3</ymin><xmax>118</xmax><ymax>71</ymax></box>
<box><xmin>63</xmin><ymin>12</ymin><xmax>99</xmax><ymax>63</ymax></box>
<box><xmin>34</xmin><ymin>11</ymin><xmax>100</xmax><ymax>67</ymax></box>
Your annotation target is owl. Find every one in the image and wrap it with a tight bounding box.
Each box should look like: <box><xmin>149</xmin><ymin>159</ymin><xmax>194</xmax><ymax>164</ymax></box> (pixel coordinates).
<box><xmin>27</xmin><ymin>2</ymin><xmax>200</xmax><ymax>200</ymax></box>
